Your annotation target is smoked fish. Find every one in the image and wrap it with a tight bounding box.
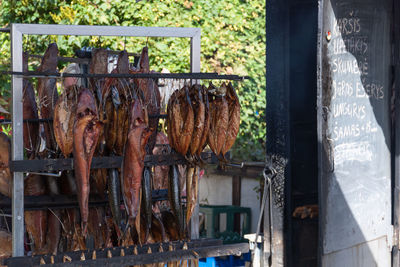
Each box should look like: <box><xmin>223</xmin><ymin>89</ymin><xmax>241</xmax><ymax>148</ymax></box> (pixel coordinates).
<box><xmin>53</xmin><ymin>86</ymin><xmax>79</xmax><ymax>157</ymax></box>
<box><xmin>24</xmin><ymin>174</ymin><xmax>47</xmax><ymax>254</ymax></box>
<box><xmin>23</xmin><ymin>53</ymin><xmax>39</xmax><ymax>158</ymax></box>
<box><xmin>134</xmin><ymin>47</ymin><xmax>161</xmax><ymax>154</ymax></box>
<box><xmin>207</xmin><ymin>84</ymin><xmax>229</xmax><ymax>156</ymax></box>
<box><xmin>36</xmin><ymin>43</ymin><xmax>59</xmax><ymax>152</ymax></box>
<box><xmin>122</xmin><ymin>97</ymin><xmax>151</xmax><ymax>229</ymax></box>
<box><xmin>73</xmin><ymin>88</ymin><xmax>103</xmax><ymax>235</ymax></box>
<box><xmin>0</xmin><ymin>133</ymin><xmax>11</xmax><ymax>197</ymax></box>
<box><xmin>220</xmin><ymin>83</ymin><xmax>241</xmax><ymax>159</ymax></box>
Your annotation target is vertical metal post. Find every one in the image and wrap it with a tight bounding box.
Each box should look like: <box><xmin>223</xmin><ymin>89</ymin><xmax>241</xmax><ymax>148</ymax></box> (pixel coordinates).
<box><xmin>11</xmin><ymin>24</ymin><xmax>24</xmax><ymax>257</ymax></box>
<box><xmin>392</xmin><ymin>0</ymin><xmax>400</xmax><ymax>265</ymax></box>
<box><xmin>190</xmin><ymin>30</ymin><xmax>201</xmax><ymax>240</ymax></box>
<box><xmin>190</xmin><ymin>30</ymin><xmax>201</xmax><ymax>74</ymax></box>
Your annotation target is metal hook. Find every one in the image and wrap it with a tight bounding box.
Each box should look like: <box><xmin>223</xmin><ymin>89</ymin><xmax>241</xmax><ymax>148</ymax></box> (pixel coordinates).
<box><xmin>27</xmin><ymin>171</ymin><xmax>63</xmax><ymax>177</ymax></box>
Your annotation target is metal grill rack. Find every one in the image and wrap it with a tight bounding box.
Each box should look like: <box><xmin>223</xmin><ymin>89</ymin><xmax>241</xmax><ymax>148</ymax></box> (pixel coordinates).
<box><xmin>0</xmin><ymin>23</ymin><xmax>249</xmax><ymax>264</ymax></box>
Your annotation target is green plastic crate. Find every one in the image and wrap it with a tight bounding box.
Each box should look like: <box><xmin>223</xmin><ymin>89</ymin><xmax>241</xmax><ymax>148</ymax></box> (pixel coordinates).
<box><xmin>199</xmin><ymin>205</ymin><xmax>251</xmax><ymax>244</ymax></box>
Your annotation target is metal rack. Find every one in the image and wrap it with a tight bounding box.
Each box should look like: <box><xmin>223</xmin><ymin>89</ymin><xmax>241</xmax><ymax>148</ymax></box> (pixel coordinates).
<box><xmin>5</xmin><ymin>239</ymin><xmax>249</xmax><ymax>267</ymax></box>
<box><xmin>8</xmin><ymin>23</ymin><xmax>201</xmax><ymax>257</ymax></box>
<box><xmin>5</xmin><ymin>24</ymin><xmax>249</xmax><ymax>263</ymax></box>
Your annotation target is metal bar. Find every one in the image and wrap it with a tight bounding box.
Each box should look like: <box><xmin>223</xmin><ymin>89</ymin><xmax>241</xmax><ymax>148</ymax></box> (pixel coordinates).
<box><xmin>190</xmin><ymin>29</ymin><xmax>201</xmax><ymax>240</ymax></box>
<box><xmin>13</xmin><ymin>24</ymin><xmax>201</xmax><ymax>38</ymax></box>
<box><xmin>317</xmin><ymin>1</ymin><xmax>325</xmax><ymax>266</ymax></box>
<box><xmin>11</xmin><ymin>24</ymin><xmax>24</xmax><ymax>257</ymax></box>
<box><xmin>28</xmin><ymin>54</ymin><xmax>90</xmax><ymax>64</ymax></box>
<box><xmin>6</xmin><ymin>241</ymin><xmax>249</xmax><ymax>267</ymax></box>
<box><xmin>5</xmin><ymin>239</ymin><xmax>224</xmax><ymax>266</ymax></box>
<box><xmin>0</xmin><ymin>70</ymin><xmax>247</xmax><ymax>80</ymax></box>
<box><xmin>0</xmin><ymin>28</ymin><xmax>10</xmax><ymax>33</ymax></box>
<box><xmin>393</xmin><ymin>0</ymin><xmax>400</xmax><ymax>264</ymax></box>
<box><xmin>27</xmin><ymin>52</ymin><xmax>140</xmax><ymax>63</ymax></box>
<box><xmin>0</xmin><ymin>189</ymin><xmax>169</xmax><ymax>211</ymax></box>
<box><xmin>0</xmin><ymin>114</ymin><xmax>167</xmax><ymax>124</ymax></box>
<box><xmin>10</xmin><ymin>152</ymin><xmax>213</xmax><ymax>172</ymax></box>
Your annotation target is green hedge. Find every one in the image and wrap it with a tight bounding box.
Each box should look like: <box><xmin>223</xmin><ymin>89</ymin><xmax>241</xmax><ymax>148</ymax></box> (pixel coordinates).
<box><xmin>0</xmin><ymin>0</ymin><xmax>265</xmax><ymax>161</ymax></box>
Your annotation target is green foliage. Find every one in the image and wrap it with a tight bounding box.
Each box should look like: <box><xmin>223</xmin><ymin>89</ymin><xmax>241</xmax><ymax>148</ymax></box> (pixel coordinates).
<box><xmin>0</xmin><ymin>0</ymin><xmax>265</xmax><ymax>161</ymax></box>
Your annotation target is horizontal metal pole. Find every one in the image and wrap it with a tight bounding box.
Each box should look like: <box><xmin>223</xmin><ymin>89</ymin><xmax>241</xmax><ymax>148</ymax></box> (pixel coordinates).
<box><xmin>0</xmin><ymin>114</ymin><xmax>167</xmax><ymax>124</ymax></box>
<box><xmin>6</xmin><ymin>239</ymin><xmax>223</xmax><ymax>266</ymax></box>
<box><xmin>10</xmin><ymin>153</ymin><xmax>214</xmax><ymax>172</ymax></box>
<box><xmin>0</xmin><ymin>189</ymin><xmax>169</xmax><ymax>211</ymax></box>
<box><xmin>0</xmin><ymin>28</ymin><xmax>10</xmax><ymax>33</ymax></box>
<box><xmin>0</xmin><ymin>70</ymin><xmax>248</xmax><ymax>81</ymax></box>
<box><xmin>27</xmin><ymin>51</ymin><xmax>140</xmax><ymax>64</ymax></box>
<box><xmin>5</xmin><ymin>239</ymin><xmax>250</xmax><ymax>267</ymax></box>
<box><xmin>13</xmin><ymin>23</ymin><xmax>201</xmax><ymax>38</ymax></box>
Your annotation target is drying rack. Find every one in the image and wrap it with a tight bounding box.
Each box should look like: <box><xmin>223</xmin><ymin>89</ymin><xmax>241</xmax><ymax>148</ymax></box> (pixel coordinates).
<box><xmin>3</xmin><ymin>23</ymin><xmax>249</xmax><ymax>263</ymax></box>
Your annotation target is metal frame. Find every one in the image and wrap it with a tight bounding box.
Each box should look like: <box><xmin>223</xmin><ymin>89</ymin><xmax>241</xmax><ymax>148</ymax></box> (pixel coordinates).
<box><xmin>5</xmin><ymin>239</ymin><xmax>249</xmax><ymax>267</ymax></box>
<box><xmin>393</xmin><ymin>0</ymin><xmax>400</xmax><ymax>265</ymax></box>
<box><xmin>10</xmin><ymin>23</ymin><xmax>201</xmax><ymax>256</ymax></box>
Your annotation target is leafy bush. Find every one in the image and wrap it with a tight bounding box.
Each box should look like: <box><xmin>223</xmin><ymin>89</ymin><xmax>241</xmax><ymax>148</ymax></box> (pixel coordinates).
<box><xmin>0</xmin><ymin>0</ymin><xmax>265</xmax><ymax>161</ymax></box>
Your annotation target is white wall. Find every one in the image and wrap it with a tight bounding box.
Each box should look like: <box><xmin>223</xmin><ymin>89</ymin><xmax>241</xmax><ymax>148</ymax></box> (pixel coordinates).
<box><xmin>199</xmin><ymin>170</ymin><xmax>261</xmax><ymax>233</ymax></box>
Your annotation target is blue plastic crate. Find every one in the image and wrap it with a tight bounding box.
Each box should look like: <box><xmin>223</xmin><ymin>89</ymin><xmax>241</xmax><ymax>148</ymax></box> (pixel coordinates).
<box><xmin>199</xmin><ymin>252</ymin><xmax>251</xmax><ymax>267</ymax></box>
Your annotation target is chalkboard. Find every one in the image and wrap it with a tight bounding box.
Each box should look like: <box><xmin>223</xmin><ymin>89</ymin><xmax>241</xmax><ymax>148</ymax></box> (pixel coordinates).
<box><xmin>318</xmin><ymin>0</ymin><xmax>392</xmax><ymax>264</ymax></box>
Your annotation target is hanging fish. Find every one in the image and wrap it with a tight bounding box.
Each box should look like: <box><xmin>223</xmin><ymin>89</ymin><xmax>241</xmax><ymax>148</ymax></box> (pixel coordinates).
<box><xmin>0</xmin><ymin>133</ymin><xmax>11</xmax><ymax>198</ymax></box>
<box><xmin>73</xmin><ymin>88</ymin><xmax>103</xmax><ymax>235</ymax></box>
<box><xmin>133</xmin><ymin>47</ymin><xmax>161</xmax><ymax>154</ymax></box>
<box><xmin>36</xmin><ymin>43</ymin><xmax>59</xmax><ymax>152</ymax></box>
<box><xmin>207</xmin><ymin>83</ymin><xmax>229</xmax><ymax>157</ymax></box>
<box><xmin>53</xmin><ymin>86</ymin><xmax>79</xmax><ymax>158</ymax></box>
<box><xmin>141</xmin><ymin>166</ymin><xmax>153</xmax><ymax>243</ymax></box>
<box><xmin>220</xmin><ymin>82</ymin><xmax>241</xmax><ymax>161</ymax></box>
<box><xmin>185</xmin><ymin>166</ymin><xmax>198</xmax><ymax>233</ymax></box>
<box><xmin>122</xmin><ymin>97</ymin><xmax>151</xmax><ymax>238</ymax></box>
<box><xmin>89</xmin><ymin>48</ymin><xmax>109</xmax><ymax>104</ymax></box>
<box><xmin>108</xmin><ymin>168</ymin><xmax>121</xmax><ymax>227</ymax></box>
<box><xmin>168</xmin><ymin>164</ymin><xmax>183</xmax><ymax>238</ymax></box>
<box><xmin>167</xmin><ymin>86</ymin><xmax>194</xmax><ymax>156</ymax></box>
<box><xmin>24</xmin><ymin>174</ymin><xmax>47</xmax><ymax>254</ymax></box>
<box><xmin>197</xmin><ymin>85</ymin><xmax>210</xmax><ymax>157</ymax></box>
<box><xmin>23</xmin><ymin>52</ymin><xmax>39</xmax><ymax>158</ymax></box>
<box><xmin>188</xmin><ymin>84</ymin><xmax>206</xmax><ymax>160</ymax></box>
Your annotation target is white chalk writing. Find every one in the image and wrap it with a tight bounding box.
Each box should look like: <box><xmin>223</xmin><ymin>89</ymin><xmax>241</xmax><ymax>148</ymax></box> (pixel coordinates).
<box><xmin>334</xmin><ymin>141</ymin><xmax>373</xmax><ymax>165</ymax></box>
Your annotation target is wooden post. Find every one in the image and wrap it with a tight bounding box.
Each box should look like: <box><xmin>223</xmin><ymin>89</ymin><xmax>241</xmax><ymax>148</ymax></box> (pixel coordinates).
<box><xmin>232</xmin><ymin>175</ymin><xmax>242</xmax><ymax>233</ymax></box>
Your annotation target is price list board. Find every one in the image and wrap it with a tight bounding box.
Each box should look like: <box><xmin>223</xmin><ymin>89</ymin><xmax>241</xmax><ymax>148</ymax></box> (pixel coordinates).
<box><xmin>318</xmin><ymin>0</ymin><xmax>393</xmax><ymax>264</ymax></box>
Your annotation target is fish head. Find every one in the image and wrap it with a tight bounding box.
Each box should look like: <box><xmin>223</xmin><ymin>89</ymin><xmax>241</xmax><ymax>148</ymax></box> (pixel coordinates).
<box><xmin>39</xmin><ymin>43</ymin><xmax>59</xmax><ymax>71</ymax></box>
<box><xmin>117</xmin><ymin>50</ymin><xmax>130</xmax><ymax>74</ymax></box>
<box><xmin>139</xmin><ymin>46</ymin><xmax>150</xmax><ymax>72</ymax></box>
<box><xmin>76</xmin><ymin>89</ymin><xmax>98</xmax><ymax>118</ymax></box>
<box><xmin>90</xmin><ymin>48</ymin><xmax>109</xmax><ymax>74</ymax></box>
<box><xmin>129</xmin><ymin>100</ymin><xmax>148</xmax><ymax>128</ymax></box>
<box><xmin>218</xmin><ymin>82</ymin><xmax>227</xmax><ymax>95</ymax></box>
